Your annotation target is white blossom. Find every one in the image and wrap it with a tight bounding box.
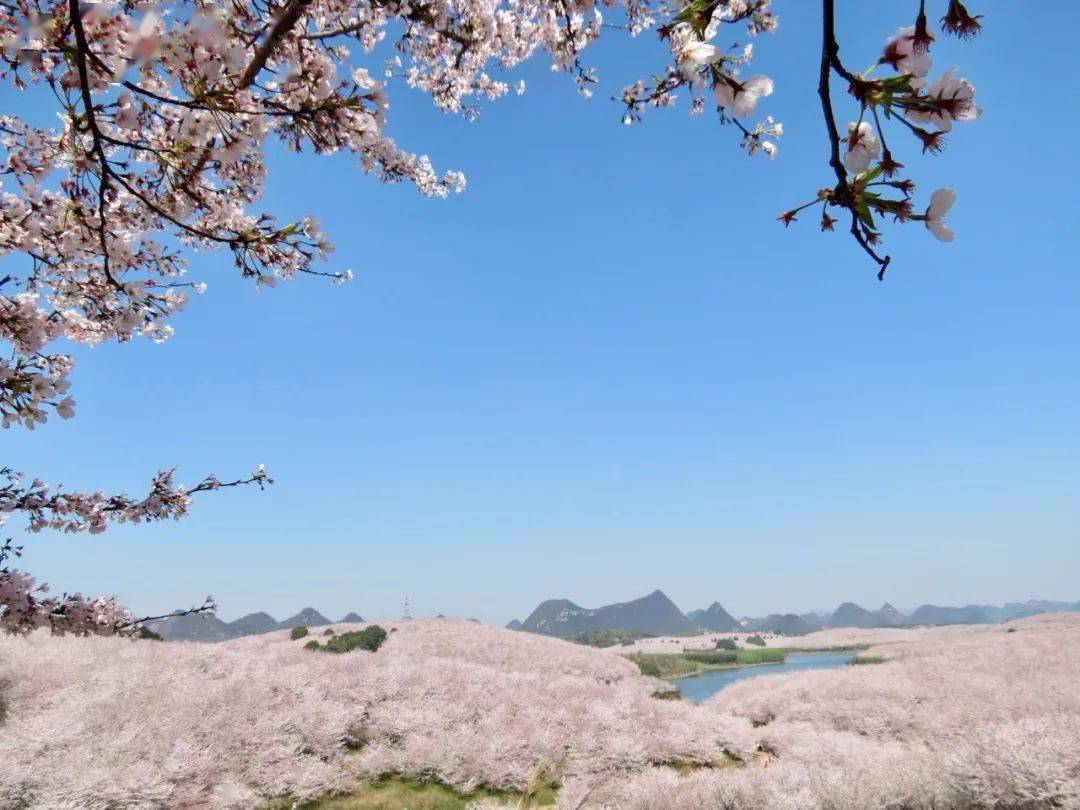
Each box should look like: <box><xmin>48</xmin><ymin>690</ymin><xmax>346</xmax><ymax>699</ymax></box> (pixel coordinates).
<box><xmin>925</xmin><ymin>188</ymin><xmax>957</xmax><ymax>242</ymax></box>
<box><xmin>844</xmin><ymin>121</ymin><xmax>881</xmax><ymax>174</ymax></box>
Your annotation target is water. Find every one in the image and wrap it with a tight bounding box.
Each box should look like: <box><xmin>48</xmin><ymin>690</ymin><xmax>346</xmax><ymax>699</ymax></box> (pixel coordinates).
<box><xmin>671</xmin><ymin>651</ymin><xmax>854</xmax><ymax>703</ymax></box>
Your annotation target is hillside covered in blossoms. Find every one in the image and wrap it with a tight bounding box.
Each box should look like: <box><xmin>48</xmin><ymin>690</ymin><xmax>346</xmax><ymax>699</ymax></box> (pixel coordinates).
<box><xmin>1</xmin><ymin>613</ymin><xmax>1078</xmax><ymax>808</ymax></box>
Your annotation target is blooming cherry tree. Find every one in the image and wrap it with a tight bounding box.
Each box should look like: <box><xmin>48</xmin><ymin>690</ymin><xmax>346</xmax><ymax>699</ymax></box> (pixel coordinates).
<box><xmin>0</xmin><ymin>0</ymin><xmax>984</xmax><ymax>633</ymax></box>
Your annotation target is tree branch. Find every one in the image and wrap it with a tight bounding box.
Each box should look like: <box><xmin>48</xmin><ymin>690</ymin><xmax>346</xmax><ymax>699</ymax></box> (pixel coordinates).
<box><xmin>238</xmin><ymin>0</ymin><xmax>312</xmax><ymax>89</ymax></box>
<box><xmin>819</xmin><ymin>0</ymin><xmax>891</xmax><ymax>279</ymax></box>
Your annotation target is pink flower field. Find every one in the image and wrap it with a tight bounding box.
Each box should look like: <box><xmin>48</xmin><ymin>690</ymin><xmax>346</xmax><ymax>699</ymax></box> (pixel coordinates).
<box><xmin>2</xmin><ymin>614</ymin><xmax>1078</xmax><ymax>808</ymax></box>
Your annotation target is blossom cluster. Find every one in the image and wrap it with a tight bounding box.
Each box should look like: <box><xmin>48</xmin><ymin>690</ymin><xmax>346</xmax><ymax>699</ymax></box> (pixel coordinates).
<box><xmin>0</xmin><ymin>465</ymin><xmax>269</xmax><ymax>634</ymax></box>
<box><xmin>778</xmin><ymin>1</ymin><xmax>984</xmax><ymax>276</ymax></box>
<box><xmin>0</xmin><ymin>465</ymin><xmax>271</xmax><ymax>536</ymax></box>
<box><xmin>0</xmin><ymin>567</ymin><xmax>133</xmax><ymax>636</ymax></box>
<box><xmin>618</xmin><ymin>0</ymin><xmax>780</xmax><ymax>155</ymax></box>
<box><xmin>0</xmin><ymin>614</ymin><xmax>1077</xmax><ymax>807</ymax></box>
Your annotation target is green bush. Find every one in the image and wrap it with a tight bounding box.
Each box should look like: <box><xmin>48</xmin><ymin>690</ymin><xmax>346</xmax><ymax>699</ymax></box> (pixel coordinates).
<box><xmin>290</xmin><ymin>626</ymin><xmax>309</xmax><ymax>640</ymax></box>
<box><xmin>682</xmin><ymin>650</ymin><xmax>737</xmax><ymax>665</ymax></box>
<box><xmin>625</xmin><ymin>653</ymin><xmax>699</xmax><ymax>679</ymax></box>
<box><xmin>323</xmin><ymin>628</ymin><xmax>335</xmax><ymax>636</ymax></box>
<box><xmin>736</xmin><ymin>648</ymin><xmax>784</xmax><ymax>664</ymax></box>
<box><xmin>847</xmin><ymin>655</ymin><xmax>886</xmax><ymax>666</ymax></box>
<box><xmin>745</xmin><ymin>634</ymin><xmax>766</xmax><ymax>647</ymax></box>
<box><xmin>137</xmin><ymin>626</ymin><xmax>163</xmax><ymax>641</ymax></box>
<box><xmin>322</xmin><ymin>625</ymin><xmax>388</xmax><ymax>654</ymax></box>
<box><xmin>569</xmin><ymin>628</ymin><xmax>644</xmax><ymax>648</ymax></box>
<box><xmin>715</xmin><ymin>638</ymin><xmax>737</xmax><ymax>651</ymax></box>
<box><xmin>304</xmin><ymin>639</ymin><xmax>320</xmax><ymax>651</ymax></box>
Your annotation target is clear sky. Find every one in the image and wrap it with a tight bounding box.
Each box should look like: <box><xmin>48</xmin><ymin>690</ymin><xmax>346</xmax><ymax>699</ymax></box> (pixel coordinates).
<box><xmin>6</xmin><ymin>2</ymin><xmax>1079</xmax><ymax>625</ymax></box>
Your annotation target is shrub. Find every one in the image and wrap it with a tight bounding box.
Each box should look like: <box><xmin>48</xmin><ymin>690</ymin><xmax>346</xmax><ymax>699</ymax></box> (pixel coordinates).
<box><xmin>736</xmin><ymin>648</ymin><xmax>785</xmax><ymax>664</ymax></box>
<box><xmin>625</xmin><ymin>653</ymin><xmax>699</xmax><ymax>679</ymax></box>
<box><xmin>137</xmin><ymin>626</ymin><xmax>163</xmax><ymax>641</ymax></box>
<box><xmin>323</xmin><ymin>628</ymin><xmax>335</xmax><ymax>636</ymax></box>
<box><xmin>322</xmin><ymin>625</ymin><xmax>388</xmax><ymax>654</ymax></box>
<box><xmin>682</xmin><ymin>650</ymin><xmax>737</xmax><ymax>665</ymax></box>
<box><xmin>745</xmin><ymin>634</ymin><xmax>766</xmax><ymax>647</ymax></box>
<box><xmin>290</xmin><ymin>626</ymin><xmax>309</xmax><ymax>640</ymax></box>
<box><xmin>715</xmin><ymin>638</ymin><xmax>737</xmax><ymax>651</ymax></box>
<box><xmin>303</xmin><ymin>640</ymin><xmax>320</xmax><ymax>651</ymax></box>
<box><xmin>847</xmin><ymin>656</ymin><xmax>886</xmax><ymax>666</ymax></box>
<box><xmin>569</xmin><ymin>628</ymin><xmax>644</xmax><ymax>648</ymax></box>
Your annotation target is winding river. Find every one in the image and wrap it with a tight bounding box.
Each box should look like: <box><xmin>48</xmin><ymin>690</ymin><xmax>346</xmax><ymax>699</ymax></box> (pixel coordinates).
<box><xmin>671</xmin><ymin>651</ymin><xmax>855</xmax><ymax>703</ymax></box>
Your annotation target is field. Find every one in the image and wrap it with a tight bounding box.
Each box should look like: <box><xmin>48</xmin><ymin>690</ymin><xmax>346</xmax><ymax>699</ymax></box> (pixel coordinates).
<box><xmin>2</xmin><ymin>613</ymin><xmax>1079</xmax><ymax>808</ymax></box>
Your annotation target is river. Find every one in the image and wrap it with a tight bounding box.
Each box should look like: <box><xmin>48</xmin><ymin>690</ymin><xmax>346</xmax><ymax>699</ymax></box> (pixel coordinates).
<box><xmin>670</xmin><ymin>651</ymin><xmax>855</xmax><ymax>703</ymax></box>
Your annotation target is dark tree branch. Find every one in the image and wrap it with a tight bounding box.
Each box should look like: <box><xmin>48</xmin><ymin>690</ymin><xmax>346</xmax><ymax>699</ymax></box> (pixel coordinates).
<box><xmin>238</xmin><ymin>0</ymin><xmax>313</xmax><ymax>89</ymax></box>
<box><xmin>818</xmin><ymin>0</ymin><xmax>891</xmax><ymax>279</ymax></box>
<box><xmin>118</xmin><ymin>601</ymin><xmax>216</xmax><ymax>631</ymax></box>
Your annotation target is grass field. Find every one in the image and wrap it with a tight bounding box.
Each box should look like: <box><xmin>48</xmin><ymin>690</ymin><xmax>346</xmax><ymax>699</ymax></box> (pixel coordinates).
<box><xmin>265</xmin><ymin>776</ymin><xmax>556</xmax><ymax>809</ymax></box>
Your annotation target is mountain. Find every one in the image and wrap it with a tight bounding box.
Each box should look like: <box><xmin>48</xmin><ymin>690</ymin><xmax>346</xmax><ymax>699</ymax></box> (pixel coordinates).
<box><xmin>875</xmin><ymin>603</ymin><xmax>907</xmax><ymax>627</ymax></box>
<box><xmin>227</xmin><ymin>612</ymin><xmax>279</xmax><ymax>636</ymax></box>
<box><xmin>693</xmin><ymin>602</ymin><xmax>741</xmax><ymax>632</ymax></box>
<box><xmin>340</xmin><ymin>612</ymin><xmax>365</xmax><ymax>623</ymax></box>
<box><xmin>757</xmin><ymin>613</ymin><xmax>819</xmax><ymax>636</ymax></box>
<box><xmin>829</xmin><ymin>602</ymin><xmax>877</xmax><ymax>628</ymax></box>
<box><xmin>278</xmin><ymin>607</ymin><xmax>331</xmax><ymax>628</ymax></box>
<box><xmin>519</xmin><ymin>590</ymin><xmax>693</xmax><ymax>637</ymax></box>
<box><xmin>909</xmin><ymin>604</ymin><xmax>993</xmax><ymax>626</ymax></box>
<box><xmin>147</xmin><ymin>611</ymin><xmax>235</xmax><ymax>642</ymax></box>
<box><xmin>1000</xmin><ymin>599</ymin><xmax>1080</xmax><ymax>621</ymax></box>
<box><xmin>505</xmin><ymin>619</ymin><xmax>523</xmax><ymax>630</ymax></box>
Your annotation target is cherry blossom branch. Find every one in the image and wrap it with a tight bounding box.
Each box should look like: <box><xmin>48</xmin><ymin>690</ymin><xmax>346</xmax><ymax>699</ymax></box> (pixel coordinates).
<box><xmin>818</xmin><ymin>0</ymin><xmax>891</xmax><ymax>279</ymax></box>
<box><xmin>238</xmin><ymin>0</ymin><xmax>312</xmax><ymax>89</ymax></box>
<box><xmin>0</xmin><ymin>465</ymin><xmax>273</xmax><ymax>535</ymax></box>
<box><xmin>116</xmin><ymin>597</ymin><xmax>218</xmax><ymax>631</ymax></box>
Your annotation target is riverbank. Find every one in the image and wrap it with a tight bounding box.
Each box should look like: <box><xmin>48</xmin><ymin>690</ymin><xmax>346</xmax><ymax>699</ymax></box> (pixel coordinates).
<box><xmin>624</xmin><ymin>648</ymin><xmax>786</xmax><ymax>679</ymax></box>
<box><xmin>672</xmin><ymin>651</ymin><xmax>857</xmax><ymax>703</ymax></box>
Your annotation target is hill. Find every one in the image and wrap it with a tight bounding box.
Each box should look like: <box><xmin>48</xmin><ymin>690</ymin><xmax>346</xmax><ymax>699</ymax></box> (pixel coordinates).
<box><xmin>505</xmin><ymin>619</ymin><xmax>523</xmax><ymax>630</ymax></box>
<box><xmin>692</xmin><ymin>602</ymin><xmax>741</xmax><ymax>632</ymax></box>
<box><xmin>277</xmin><ymin>607</ymin><xmax>332</xmax><ymax>629</ymax></box>
<box><xmin>340</xmin><ymin>612</ymin><xmax>365</xmax><ymax>623</ymax></box>
<box><xmin>519</xmin><ymin>590</ymin><xmax>693</xmax><ymax>637</ymax></box>
<box><xmin>757</xmin><ymin>613</ymin><xmax>819</xmax><ymax>636</ymax></box>
<box><xmin>909</xmin><ymin>604</ymin><xmax>993</xmax><ymax>625</ymax></box>
<box><xmin>150</xmin><ymin>607</ymin><xmax>344</xmax><ymax>641</ymax></box>
<box><xmin>146</xmin><ymin>611</ymin><xmax>235</xmax><ymax>642</ymax></box>
<box><xmin>828</xmin><ymin>602</ymin><xmax>878</xmax><ymax>628</ymax></box>
<box><xmin>227</xmin><ymin>612</ymin><xmax>279</xmax><ymax>636</ymax></box>
<box><xmin>875</xmin><ymin>603</ymin><xmax>907</xmax><ymax>627</ymax></box>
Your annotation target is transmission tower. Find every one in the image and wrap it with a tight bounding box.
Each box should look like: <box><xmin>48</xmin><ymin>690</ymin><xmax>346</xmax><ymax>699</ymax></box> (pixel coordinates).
<box><xmin>403</xmin><ymin>595</ymin><xmax>412</xmax><ymax>620</ymax></box>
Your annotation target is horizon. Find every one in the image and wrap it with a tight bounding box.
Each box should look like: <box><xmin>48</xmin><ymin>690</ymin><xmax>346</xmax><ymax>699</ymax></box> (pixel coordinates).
<box><xmin>7</xmin><ymin>1</ymin><xmax>1079</xmax><ymax>627</ymax></box>
<box><xmin>199</xmin><ymin>588</ymin><xmax>1079</xmax><ymax>627</ymax></box>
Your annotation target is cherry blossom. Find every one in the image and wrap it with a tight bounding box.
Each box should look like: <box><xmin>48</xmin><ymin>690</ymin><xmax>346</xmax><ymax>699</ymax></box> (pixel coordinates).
<box><xmin>779</xmin><ymin>0</ymin><xmax>983</xmax><ymax>277</ymax></box>
<box><xmin>882</xmin><ymin>27</ymin><xmax>932</xmax><ymax>87</ymax></box>
<box><xmin>923</xmin><ymin>188</ymin><xmax>957</xmax><ymax>242</ymax></box>
<box><xmin>906</xmin><ymin>68</ymin><xmax>981</xmax><ymax>131</ymax></box>
<box><xmin>844</xmin><ymin>121</ymin><xmax>882</xmax><ymax>174</ymax></box>
<box><xmin>713</xmin><ymin>74</ymin><xmax>774</xmax><ymax>118</ymax></box>
<box><xmin>1</xmin><ymin>614</ymin><xmax>1077</xmax><ymax>807</ymax></box>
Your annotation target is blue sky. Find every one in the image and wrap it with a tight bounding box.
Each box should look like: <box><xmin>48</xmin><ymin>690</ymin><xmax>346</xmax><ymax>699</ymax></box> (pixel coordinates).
<box><xmin>6</xmin><ymin>2</ymin><xmax>1079</xmax><ymax>624</ymax></box>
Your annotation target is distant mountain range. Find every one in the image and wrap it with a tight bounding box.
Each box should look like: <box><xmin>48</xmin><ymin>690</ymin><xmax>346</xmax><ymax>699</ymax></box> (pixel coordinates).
<box><xmin>146</xmin><ymin>607</ymin><xmax>361</xmax><ymax>642</ymax></box>
<box><xmin>517</xmin><ymin>590</ymin><xmax>694</xmax><ymax>637</ymax></box>
<box><xmin>508</xmin><ymin>592</ymin><xmax>1080</xmax><ymax>639</ymax></box>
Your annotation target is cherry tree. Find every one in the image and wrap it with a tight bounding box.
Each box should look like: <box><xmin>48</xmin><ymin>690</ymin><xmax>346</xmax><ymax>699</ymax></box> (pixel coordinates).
<box><xmin>0</xmin><ymin>0</ymin><xmax>983</xmax><ymax>634</ymax></box>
